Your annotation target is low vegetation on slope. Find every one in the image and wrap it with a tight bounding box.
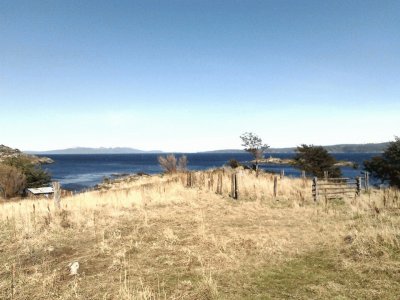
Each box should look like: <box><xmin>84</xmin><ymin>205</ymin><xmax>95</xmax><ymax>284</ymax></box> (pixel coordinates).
<box><xmin>0</xmin><ymin>170</ymin><xmax>399</xmax><ymax>299</ymax></box>
<box><xmin>0</xmin><ymin>145</ymin><xmax>53</xmax><ymax>165</ymax></box>
<box><xmin>0</xmin><ymin>145</ymin><xmax>53</xmax><ymax>198</ymax></box>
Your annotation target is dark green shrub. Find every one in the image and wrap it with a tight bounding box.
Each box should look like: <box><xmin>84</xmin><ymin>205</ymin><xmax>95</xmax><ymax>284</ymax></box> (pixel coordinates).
<box><xmin>364</xmin><ymin>137</ymin><xmax>400</xmax><ymax>188</ymax></box>
<box><xmin>293</xmin><ymin>145</ymin><xmax>341</xmax><ymax>178</ymax></box>
<box><xmin>3</xmin><ymin>156</ymin><xmax>51</xmax><ymax>188</ymax></box>
<box><xmin>228</xmin><ymin>159</ymin><xmax>241</xmax><ymax>169</ymax></box>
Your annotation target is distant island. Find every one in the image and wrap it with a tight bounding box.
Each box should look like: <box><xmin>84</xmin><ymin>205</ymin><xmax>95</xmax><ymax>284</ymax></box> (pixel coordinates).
<box><xmin>26</xmin><ymin>147</ymin><xmax>164</xmax><ymax>155</ymax></box>
<box><xmin>253</xmin><ymin>156</ymin><xmax>356</xmax><ymax>167</ymax></box>
<box><xmin>204</xmin><ymin>142</ymin><xmax>389</xmax><ymax>154</ymax></box>
<box><xmin>25</xmin><ymin>142</ymin><xmax>389</xmax><ymax>155</ymax></box>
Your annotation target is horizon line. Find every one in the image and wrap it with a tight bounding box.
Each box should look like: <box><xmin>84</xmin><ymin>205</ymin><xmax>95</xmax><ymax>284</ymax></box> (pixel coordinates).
<box><xmin>23</xmin><ymin>141</ymin><xmax>390</xmax><ymax>154</ymax></box>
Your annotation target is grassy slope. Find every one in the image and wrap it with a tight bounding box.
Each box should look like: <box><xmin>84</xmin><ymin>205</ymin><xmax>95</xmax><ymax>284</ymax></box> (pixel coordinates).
<box><xmin>0</xmin><ymin>171</ymin><xmax>399</xmax><ymax>299</ymax></box>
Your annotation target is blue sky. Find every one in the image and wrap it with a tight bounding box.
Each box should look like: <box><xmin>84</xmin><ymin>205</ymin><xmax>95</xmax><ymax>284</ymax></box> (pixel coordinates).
<box><xmin>1</xmin><ymin>0</ymin><xmax>399</xmax><ymax>152</ymax></box>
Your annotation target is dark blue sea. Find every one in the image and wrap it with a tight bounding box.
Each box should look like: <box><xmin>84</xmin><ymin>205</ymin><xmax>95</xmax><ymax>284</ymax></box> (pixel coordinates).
<box><xmin>39</xmin><ymin>153</ymin><xmax>380</xmax><ymax>191</ymax></box>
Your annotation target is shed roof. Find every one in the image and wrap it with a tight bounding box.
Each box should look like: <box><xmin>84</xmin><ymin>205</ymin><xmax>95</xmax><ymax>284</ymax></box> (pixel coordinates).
<box><xmin>27</xmin><ymin>187</ymin><xmax>54</xmax><ymax>195</ymax></box>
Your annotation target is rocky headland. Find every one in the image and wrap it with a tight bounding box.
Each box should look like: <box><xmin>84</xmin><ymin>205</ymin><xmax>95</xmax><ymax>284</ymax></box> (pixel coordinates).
<box><xmin>0</xmin><ymin>144</ymin><xmax>54</xmax><ymax>164</ymax></box>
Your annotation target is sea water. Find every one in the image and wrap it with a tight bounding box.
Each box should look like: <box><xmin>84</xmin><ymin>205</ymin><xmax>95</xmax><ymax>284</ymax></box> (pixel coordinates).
<box><xmin>39</xmin><ymin>153</ymin><xmax>379</xmax><ymax>191</ymax></box>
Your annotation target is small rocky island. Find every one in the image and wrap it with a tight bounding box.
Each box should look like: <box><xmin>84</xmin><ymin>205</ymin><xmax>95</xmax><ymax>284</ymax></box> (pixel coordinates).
<box><xmin>255</xmin><ymin>156</ymin><xmax>356</xmax><ymax>167</ymax></box>
<box><xmin>0</xmin><ymin>144</ymin><xmax>54</xmax><ymax>164</ymax></box>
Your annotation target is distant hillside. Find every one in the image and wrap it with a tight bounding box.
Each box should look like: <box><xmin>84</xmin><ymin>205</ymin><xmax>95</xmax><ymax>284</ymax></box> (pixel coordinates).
<box><xmin>26</xmin><ymin>147</ymin><xmax>164</xmax><ymax>155</ymax></box>
<box><xmin>320</xmin><ymin>143</ymin><xmax>390</xmax><ymax>153</ymax></box>
<box><xmin>200</xmin><ymin>149</ymin><xmax>246</xmax><ymax>154</ymax></box>
<box><xmin>205</xmin><ymin>142</ymin><xmax>389</xmax><ymax>154</ymax></box>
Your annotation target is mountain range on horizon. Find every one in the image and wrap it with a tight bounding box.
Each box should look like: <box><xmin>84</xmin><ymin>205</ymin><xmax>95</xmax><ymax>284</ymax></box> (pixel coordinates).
<box><xmin>25</xmin><ymin>142</ymin><xmax>390</xmax><ymax>155</ymax></box>
<box><xmin>25</xmin><ymin>147</ymin><xmax>163</xmax><ymax>155</ymax></box>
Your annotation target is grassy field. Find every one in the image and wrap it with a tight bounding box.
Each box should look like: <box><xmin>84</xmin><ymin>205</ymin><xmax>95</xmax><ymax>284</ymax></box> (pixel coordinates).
<box><xmin>1</xmin><ymin>169</ymin><xmax>400</xmax><ymax>299</ymax></box>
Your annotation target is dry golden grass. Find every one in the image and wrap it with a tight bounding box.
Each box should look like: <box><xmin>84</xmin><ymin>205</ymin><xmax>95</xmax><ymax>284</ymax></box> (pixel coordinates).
<box><xmin>1</xmin><ymin>169</ymin><xmax>400</xmax><ymax>299</ymax></box>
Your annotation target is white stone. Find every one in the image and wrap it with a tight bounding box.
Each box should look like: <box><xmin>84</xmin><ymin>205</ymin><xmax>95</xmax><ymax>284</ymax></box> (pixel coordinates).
<box><xmin>69</xmin><ymin>262</ymin><xmax>79</xmax><ymax>275</ymax></box>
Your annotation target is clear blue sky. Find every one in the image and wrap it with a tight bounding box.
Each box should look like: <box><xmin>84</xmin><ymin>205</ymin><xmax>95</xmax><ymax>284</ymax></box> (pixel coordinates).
<box><xmin>1</xmin><ymin>0</ymin><xmax>399</xmax><ymax>152</ymax></box>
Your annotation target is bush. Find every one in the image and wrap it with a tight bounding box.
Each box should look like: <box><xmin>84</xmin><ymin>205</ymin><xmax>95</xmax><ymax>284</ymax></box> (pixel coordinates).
<box><xmin>158</xmin><ymin>154</ymin><xmax>188</xmax><ymax>173</ymax></box>
<box><xmin>227</xmin><ymin>159</ymin><xmax>241</xmax><ymax>169</ymax></box>
<box><xmin>178</xmin><ymin>155</ymin><xmax>188</xmax><ymax>171</ymax></box>
<box><xmin>2</xmin><ymin>156</ymin><xmax>51</xmax><ymax>188</ymax></box>
<box><xmin>0</xmin><ymin>164</ymin><xmax>26</xmax><ymax>198</ymax></box>
<box><xmin>293</xmin><ymin>144</ymin><xmax>341</xmax><ymax>178</ymax></box>
<box><xmin>364</xmin><ymin>137</ymin><xmax>400</xmax><ymax>188</ymax></box>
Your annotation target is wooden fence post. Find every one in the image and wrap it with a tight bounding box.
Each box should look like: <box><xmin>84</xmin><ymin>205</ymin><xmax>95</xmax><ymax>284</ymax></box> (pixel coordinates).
<box><xmin>201</xmin><ymin>173</ymin><xmax>205</xmax><ymax>189</ymax></box>
<box><xmin>217</xmin><ymin>172</ymin><xmax>222</xmax><ymax>195</ymax></box>
<box><xmin>324</xmin><ymin>171</ymin><xmax>329</xmax><ymax>180</ymax></box>
<box><xmin>53</xmin><ymin>181</ymin><xmax>61</xmax><ymax>209</ymax></box>
<box><xmin>356</xmin><ymin>177</ymin><xmax>361</xmax><ymax>196</ymax></box>
<box><xmin>312</xmin><ymin>177</ymin><xmax>318</xmax><ymax>202</ymax></box>
<box><xmin>186</xmin><ymin>172</ymin><xmax>191</xmax><ymax>188</ymax></box>
<box><xmin>273</xmin><ymin>176</ymin><xmax>278</xmax><ymax>198</ymax></box>
<box><xmin>364</xmin><ymin>172</ymin><xmax>369</xmax><ymax>192</ymax></box>
<box><xmin>231</xmin><ymin>174</ymin><xmax>234</xmax><ymax>198</ymax></box>
<box><xmin>280</xmin><ymin>169</ymin><xmax>285</xmax><ymax>179</ymax></box>
<box><xmin>301</xmin><ymin>170</ymin><xmax>306</xmax><ymax>179</ymax></box>
<box><xmin>235</xmin><ymin>173</ymin><xmax>239</xmax><ymax>199</ymax></box>
<box><xmin>192</xmin><ymin>172</ymin><xmax>196</xmax><ymax>187</ymax></box>
<box><xmin>231</xmin><ymin>173</ymin><xmax>238</xmax><ymax>199</ymax></box>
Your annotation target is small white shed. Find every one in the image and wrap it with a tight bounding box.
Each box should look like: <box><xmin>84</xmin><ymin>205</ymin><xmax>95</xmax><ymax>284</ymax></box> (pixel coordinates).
<box><xmin>26</xmin><ymin>187</ymin><xmax>54</xmax><ymax>198</ymax></box>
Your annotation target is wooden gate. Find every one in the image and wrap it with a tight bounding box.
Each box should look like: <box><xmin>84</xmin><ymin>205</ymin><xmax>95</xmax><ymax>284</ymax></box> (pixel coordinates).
<box><xmin>312</xmin><ymin>177</ymin><xmax>361</xmax><ymax>202</ymax></box>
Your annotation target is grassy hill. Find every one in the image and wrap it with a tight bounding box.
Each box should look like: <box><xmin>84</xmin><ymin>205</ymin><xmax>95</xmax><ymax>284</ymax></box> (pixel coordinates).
<box><xmin>1</xmin><ymin>170</ymin><xmax>399</xmax><ymax>299</ymax></box>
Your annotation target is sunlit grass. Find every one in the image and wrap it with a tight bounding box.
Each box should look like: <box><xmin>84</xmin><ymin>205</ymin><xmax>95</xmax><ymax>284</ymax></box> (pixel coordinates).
<box><xmin>0</xmin><ymin>169</ymin><xmax>399</xmax><ymax>299</ymax></box>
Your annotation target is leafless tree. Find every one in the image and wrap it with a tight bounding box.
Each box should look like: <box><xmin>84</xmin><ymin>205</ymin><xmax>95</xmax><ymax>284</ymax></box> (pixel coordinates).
<box><xmin>158</xmin><ymin>154</ymin><xmax>189</xmax><ymax>173</ymax></box>
<box><xmin>158</xmin><ymin>154</ymin><xmax>178</xmax><ymax>173</ymax></box>
<box><xmin>178</xmin><ymin>155</ymin><xmax>188</xmax><ymax>171</ymax></box>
